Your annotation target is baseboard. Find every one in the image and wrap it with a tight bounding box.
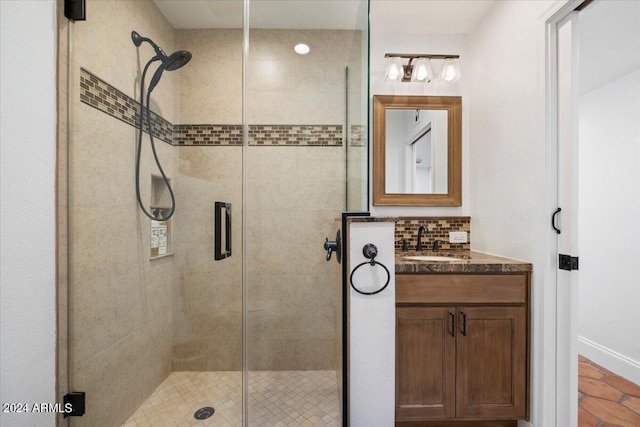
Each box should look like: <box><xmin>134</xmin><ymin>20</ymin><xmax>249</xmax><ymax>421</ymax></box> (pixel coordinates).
<box><xmin>578</xmin><ymin>336</ymin><xmax>640</xmax><ymax>384</ymax></box>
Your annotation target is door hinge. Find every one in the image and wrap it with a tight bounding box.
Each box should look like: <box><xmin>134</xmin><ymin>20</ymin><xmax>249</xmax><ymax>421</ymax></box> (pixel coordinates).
<box><xmin>559</xmin><ymin>254</ymin><xmax>579</xmax><ymax>271</ymax></box>
<box><xmin>64</xmin><ymin>0</ymin><xmax>86</xmax><ymax>21</ymax></box>
<box><xmin>63</xmin><ymin>392</ymin><xmax>85</xmax><ymax>417</ymax></box>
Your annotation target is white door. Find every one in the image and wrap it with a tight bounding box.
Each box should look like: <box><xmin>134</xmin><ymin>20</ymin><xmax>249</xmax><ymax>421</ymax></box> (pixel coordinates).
<box><xmin>555</xmin><ymin>11</ymin><xmax>581</xmax><ymax>427</ymax></box>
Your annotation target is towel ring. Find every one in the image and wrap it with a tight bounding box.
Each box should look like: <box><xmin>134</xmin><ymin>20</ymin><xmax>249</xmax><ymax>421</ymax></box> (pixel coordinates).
<box><xmin>350</xmin><ymin>243</ymin><xmax>391</xmax><ymax>295</ymax></box>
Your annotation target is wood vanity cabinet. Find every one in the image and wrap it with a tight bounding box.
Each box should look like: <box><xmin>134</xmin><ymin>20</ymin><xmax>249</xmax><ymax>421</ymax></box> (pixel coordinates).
<box><xmin>396</xmin><ymin>273</ymin><xmax>530</xmax><ymax>425</ymax></box>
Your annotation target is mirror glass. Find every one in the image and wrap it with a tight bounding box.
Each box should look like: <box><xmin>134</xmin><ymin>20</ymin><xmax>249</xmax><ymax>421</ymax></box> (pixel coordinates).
<box><xmin>385</xmin><ymin>108</ymin><xmax>449</xmax><ymax>194</ymax></box>
<box><xmin>373</xmin><ymin>95</ymin><xmax>461</xmax><ymax>206</ymax></box>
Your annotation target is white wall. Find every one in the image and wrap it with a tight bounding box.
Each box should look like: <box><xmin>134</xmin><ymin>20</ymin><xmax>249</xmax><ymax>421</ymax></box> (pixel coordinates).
<box><xmin>0</xmin><ymin>1</ymin><xmax>58</xmax><ymax>426</ymax></box>
<box><xmin>348</xmin><ymin>220</ymin><xmax>396</xmax><ymax>427</ymax></box>
<box><xmin>575</xmin><ymin>0</ymin><xmax>640</xmax><ymax>385</ymax></box>
<box><xmin>369</xmin><ymin>2</ymin><xmax>470</xmax><ymax>216</ymax></box>
<box><xmin>431</xmin><ymin>110</ymin><xmax>448</xmax><ymax>194</ymax></box>
<box><xmin>577</xmin><ymin>69</ymin><xmax>640</xmax><ymax>383</ymax></box>
<box><xmin>467</xmin><ymin>1</ymin><xmax>556</xmax><ymax>426</ymax></box>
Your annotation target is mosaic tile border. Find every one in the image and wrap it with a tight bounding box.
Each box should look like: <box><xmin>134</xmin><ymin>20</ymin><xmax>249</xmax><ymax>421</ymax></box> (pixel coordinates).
<box><xmin>350</xmin><ymin>125</ymin><xmax>366</xmax><ymax>147</ymax></box>
<box><xmin>249</xmin><ymin>125</ymin><xmax>342</xmax><ymax>146</ymax></box>
<box><xmin>80</xmin><ymin>68</ymin><xmax>173</xmax><ymax>143</ymax></box>
<box><xmin>80</xmin><ymin>69</ymin><xmax>351</xmax><ymax>147</ymax></box>
<box><xmin>173</xmin><ymin>124</ymin><xmax>243</xmax><ymax>145</ymax></box>
<box><xmin>395</xmin><ymin>216</ymin><xmax>471</xmax><ymax>252</ymax></box>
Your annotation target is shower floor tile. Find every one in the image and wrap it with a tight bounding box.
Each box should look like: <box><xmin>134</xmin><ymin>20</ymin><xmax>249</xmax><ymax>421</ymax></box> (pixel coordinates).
<box><xmin>121</xmin><ymin>371</ymin><xmax>340</xmax><ymax>426</ymax></box>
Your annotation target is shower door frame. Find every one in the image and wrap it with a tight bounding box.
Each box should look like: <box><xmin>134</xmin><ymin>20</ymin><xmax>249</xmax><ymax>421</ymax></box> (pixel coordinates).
<box><xmin>57</xmin><ymin>0</ymin><xmax>369</xmax><ymax>424</ymax></box>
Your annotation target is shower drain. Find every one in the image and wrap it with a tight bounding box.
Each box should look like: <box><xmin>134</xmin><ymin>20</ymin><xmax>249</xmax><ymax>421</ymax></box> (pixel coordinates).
<box><xmin>194</xmin><ymin>406</ymin><xmax>215</xmax><ymax>420</ymax></box>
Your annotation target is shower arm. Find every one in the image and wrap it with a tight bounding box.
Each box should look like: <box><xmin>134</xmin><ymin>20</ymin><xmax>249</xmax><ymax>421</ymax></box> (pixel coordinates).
<box><xmin>132</xmin><ymin>31</ymin><xmax>168</xmax><ymax>62</ymax></box>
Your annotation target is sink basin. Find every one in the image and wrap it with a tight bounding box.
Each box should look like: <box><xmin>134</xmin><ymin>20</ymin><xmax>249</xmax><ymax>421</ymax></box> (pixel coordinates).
<box><xmin>403</xmin><ymin>255</ymin><xmax>464</xmax><ymax>262</ymax></box>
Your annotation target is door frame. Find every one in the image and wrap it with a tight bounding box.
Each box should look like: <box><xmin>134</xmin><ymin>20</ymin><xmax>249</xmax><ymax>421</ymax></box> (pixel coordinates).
<box><xmin>543</xmin><ymin>1</ymin><xmax>589</xmax><ymax>426</ymax></box>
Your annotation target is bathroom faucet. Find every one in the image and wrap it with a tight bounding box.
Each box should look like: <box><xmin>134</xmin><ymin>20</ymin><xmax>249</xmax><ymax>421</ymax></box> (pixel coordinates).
<box><xmin>416</xmin><ymin>225</ymin><xmax>428</xmax><ymax>251</ymax></box>
<box><xmin>432</xmin><ymin>240</ymin><xmax>447</xmax><ymax>252</ymax></box>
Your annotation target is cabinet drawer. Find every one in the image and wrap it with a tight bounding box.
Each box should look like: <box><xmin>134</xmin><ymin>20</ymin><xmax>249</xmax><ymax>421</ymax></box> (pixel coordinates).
<box><xmin>396</xmin><ymin>273</ymin><xmax>527</xmax><ymax>304</ymax></box>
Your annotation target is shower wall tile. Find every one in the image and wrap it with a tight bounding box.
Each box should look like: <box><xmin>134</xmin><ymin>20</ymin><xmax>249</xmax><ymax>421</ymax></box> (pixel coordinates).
<box><xmin>172</xmin><ymin>147</ymin><xmax>243</xmax><ymax>371</ymax></box>
<box><xmin>175</xmin><ymin>29</ymin><xmax>243</xmax><ymax>124</ymax></box>
<box><xmin>245</xmin><ymin>146</ymin><xmax>344</xmax><ymax>370</ymax></box>
<box><xmin>247</xmin><ymin>91</ymin><xmax>346</xmax><ymax>125</ymax></box>
<box><xmin>73</xmin><ymin>331</ymin><xmax>141</xmax><ymax>427</ymax></box>
<box><xmin>395</xmin><ymin>216</ymin><xmax>472</xmax><ymax>252</ymax></box>
<box><xmin>69</xmin><ymin>2</ymin><xmax>178</xmax><ymax>425</ymax></box>
<box><xmin>176</xmin><ymin>28</ymin><xmax>362</xmax><ymax>127</ymax></box>
<box><xmin>79</xmin><ymin>68</ymin><xmax>174</xmax><ymax>144</ymax></box>
<box><xmin>74</xmin><ymin>0</ymin><xmax>177</xmax><ymax>123</ymax></box>
<box><xmin>246</xmin><ymin>30</ymin><xmax>361</xmax><ymax>126</ymax></box>
<box><xmin>79</xmin><ymin>69</ymin><xmax>344</xmax><ymax>147</ymax></box>
<box><xmin>70</xmin><ymin>20</ymin><xmax>362</xmax><ymax>406</ymax></box>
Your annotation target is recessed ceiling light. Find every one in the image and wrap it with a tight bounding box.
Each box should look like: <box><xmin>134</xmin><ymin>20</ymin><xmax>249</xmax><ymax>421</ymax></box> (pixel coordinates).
<box><xmin>294</xmin><ymin>43</ymin><xmax>310</xmax><ymax>55</ymax></box>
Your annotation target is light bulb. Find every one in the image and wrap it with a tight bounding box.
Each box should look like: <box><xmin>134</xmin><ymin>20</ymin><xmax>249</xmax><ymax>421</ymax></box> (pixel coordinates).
<box><xmin>385</xmin><ymin>57</ymin><xmax>403</xmax><ymax>81</ymax></box>
<box><xmin>412</xmin><ymin>58</ymin><xmax>433</xmax><ymax>82</ymax></box>
<box><xmin>439</xmin><ymin>58</ymin><xmax>461</xmax><ymax>83</ymax></box>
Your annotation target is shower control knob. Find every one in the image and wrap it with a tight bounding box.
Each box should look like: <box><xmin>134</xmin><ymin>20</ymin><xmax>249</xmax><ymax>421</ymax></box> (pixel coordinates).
<box><xmin>323</xmin><ymin>231</ymin><xmax>342</xmax><ymax>263</ymax></box>
<box><xmin>324</xmin><ymin>238</ymin><xmax>338</xmax><ymax>261</ymax></box>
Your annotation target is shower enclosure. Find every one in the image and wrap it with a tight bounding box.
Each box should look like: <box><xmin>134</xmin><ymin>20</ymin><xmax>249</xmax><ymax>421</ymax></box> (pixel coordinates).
<box><xmin>62</xmin><ymin>0</ymin><xmax>368</xmax><ymax>425</ymax></box>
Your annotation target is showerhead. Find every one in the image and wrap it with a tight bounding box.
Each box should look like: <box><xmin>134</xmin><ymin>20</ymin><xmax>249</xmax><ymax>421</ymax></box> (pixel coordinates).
<box><xmin>164</xmin><ymin>50</ymin><xmax>192</xmax><ymax>71</ymax></box>
<box><xmin>132</xmin><ymin>30</ymin><xmax>192</xmax><ymax>92</ymax></box>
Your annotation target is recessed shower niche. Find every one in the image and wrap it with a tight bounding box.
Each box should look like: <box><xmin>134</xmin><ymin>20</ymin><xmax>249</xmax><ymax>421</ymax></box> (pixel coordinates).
<box><xmin>150</xmin><ymin>175</ymin><xmax>171</xmax><ymax>258</ymax></box>
<box><xmin>63</xmin><ymin>0</ymin><xmax>368</xmax><ymax>425</ymax></box>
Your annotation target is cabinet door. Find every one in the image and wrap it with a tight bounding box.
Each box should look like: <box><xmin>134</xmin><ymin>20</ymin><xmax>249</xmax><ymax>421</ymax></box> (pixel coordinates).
<box><xmin>396</xmin><ymin>306</ymin><xmax>456</xmax><ymax>420</ymax></box>
<box><xmin>456</xmin><ymin>306</ymin><xmax>527</xmax><ymax>418</ymax></box>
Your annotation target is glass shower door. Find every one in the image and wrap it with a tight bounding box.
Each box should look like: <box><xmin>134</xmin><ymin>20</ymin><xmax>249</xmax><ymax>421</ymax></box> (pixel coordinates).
<box><xmin>66</xmin><ymin>1</ymin><xmax>244</xmax><ymax>425</ymax></box>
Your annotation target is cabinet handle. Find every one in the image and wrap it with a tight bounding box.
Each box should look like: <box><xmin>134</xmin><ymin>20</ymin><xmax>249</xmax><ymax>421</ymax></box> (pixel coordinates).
<box><xmin>449</xmin><ymin>312</ymin><xmax>455</xmax><ymax>337</ymax></box>
<box><xmin>460</xmin><ymin>311</ymin><xmax>467</xmax><ymax>336</ymax></box>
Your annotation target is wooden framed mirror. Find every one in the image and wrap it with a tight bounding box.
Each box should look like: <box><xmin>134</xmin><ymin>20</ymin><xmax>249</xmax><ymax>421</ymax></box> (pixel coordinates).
<box><xmin>373</xmin><ymin>95</ymin><xmax>461</xmax><ymax>206</ymax></box>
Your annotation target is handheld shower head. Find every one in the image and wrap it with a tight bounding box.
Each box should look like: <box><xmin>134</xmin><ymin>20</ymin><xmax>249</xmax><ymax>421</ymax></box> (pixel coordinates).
<box><xmin>132</xmin><ymin>30</ymin><xmax>192</xmax><ymax>92</ymax></box>
<box><xmin>132</xmin><ymin>31</ymin><xmax>190</xmax><ymax>222</ymax></box>
<box><xmin>147</xmin><ymin>51</ymin><xmax>192</xmax><ymax>93</ymax></box>
<box><xmin>165</xmin><ymin>50</ymin><xmax>192</xmax><ymax>71</ymax></box>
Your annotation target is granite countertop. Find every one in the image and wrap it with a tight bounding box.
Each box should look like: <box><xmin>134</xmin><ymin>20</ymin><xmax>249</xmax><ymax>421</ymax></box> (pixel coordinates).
<box><xmin>395</xmin><ymin>250</ymin><xmax>532</xmax><ymax>273</ymax></box>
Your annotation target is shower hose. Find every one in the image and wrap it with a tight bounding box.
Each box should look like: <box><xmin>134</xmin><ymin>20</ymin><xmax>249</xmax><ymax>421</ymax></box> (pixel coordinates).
<box><xmin>135</xmin><ymin>59</ymin><xmax>176</xmax><ymax>221</ymax></box>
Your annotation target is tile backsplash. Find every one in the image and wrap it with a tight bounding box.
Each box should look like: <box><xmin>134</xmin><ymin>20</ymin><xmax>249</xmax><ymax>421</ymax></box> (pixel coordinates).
<box><xmin>395</xmin><ymin>217</ymin><xmax>471</xmax><ymax>252</ymax></box>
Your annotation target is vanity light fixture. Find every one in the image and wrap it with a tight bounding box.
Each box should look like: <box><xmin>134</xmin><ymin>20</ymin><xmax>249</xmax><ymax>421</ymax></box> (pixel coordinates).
<box><xmin>384</xmin><ymin>54</ymin><xmax>460</xmax><ymax>83</ymax></box>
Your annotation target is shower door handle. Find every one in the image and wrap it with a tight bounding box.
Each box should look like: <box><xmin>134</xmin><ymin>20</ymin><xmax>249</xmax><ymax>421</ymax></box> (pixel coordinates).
<box><xmin>214</xmin><ymin>201</ymin><xmax>231</xmax><ymax>260</ymax></box>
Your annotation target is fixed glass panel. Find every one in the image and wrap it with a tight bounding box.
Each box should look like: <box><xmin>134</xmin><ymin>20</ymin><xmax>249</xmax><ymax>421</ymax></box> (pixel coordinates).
<box><xmin>246</xmin><ymin>1</ymin><xmax>368</xmax><ymax>424</ymax></box>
